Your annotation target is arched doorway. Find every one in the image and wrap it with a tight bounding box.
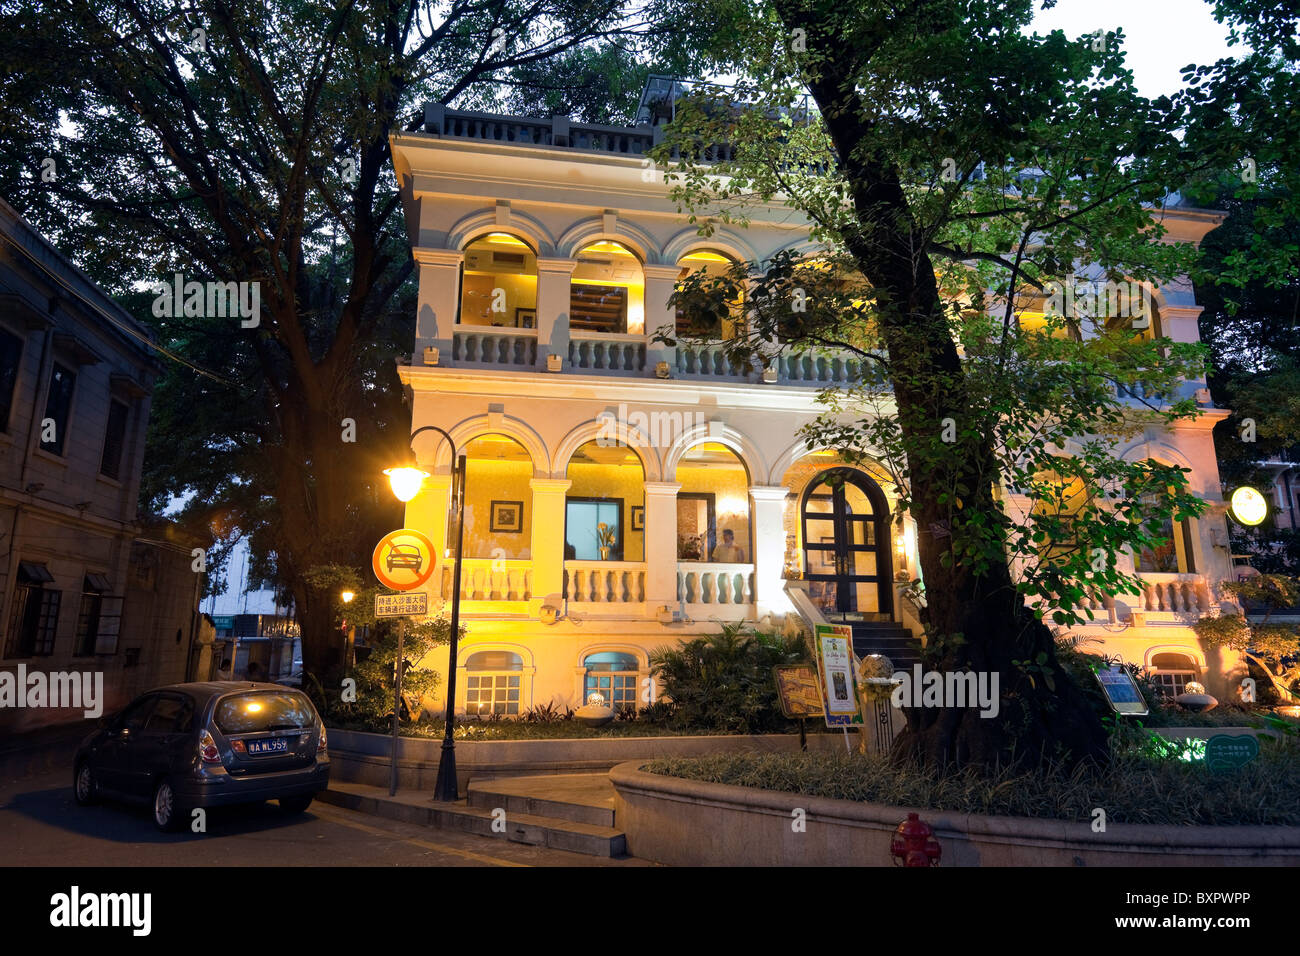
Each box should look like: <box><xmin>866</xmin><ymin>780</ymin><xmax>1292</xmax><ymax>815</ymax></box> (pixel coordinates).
<box><xmin>801</xmin><ymin>468</ymin><xmax>892</xmax><ymax>619</ymax></box>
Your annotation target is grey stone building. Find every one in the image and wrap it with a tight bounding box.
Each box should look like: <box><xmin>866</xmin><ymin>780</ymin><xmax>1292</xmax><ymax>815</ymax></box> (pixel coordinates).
<box><xmin>0</xmin><ymin>197</ymin><xmax>204</xmax><ymax>732</ymax></box>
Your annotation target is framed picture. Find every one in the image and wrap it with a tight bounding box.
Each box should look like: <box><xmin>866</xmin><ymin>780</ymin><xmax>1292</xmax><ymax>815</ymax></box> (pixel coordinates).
<box><xmin>631</xmin><ymin>505</ymin><xmax>645</xmax><ymax>531</ymax></box>
<box><xmin>819</xmin><ymin>537</ymin><xmax>837</xmax><ymax>569</ymax></box>
<box><xmin>515</xmin><ymin>308</ymin><xmax>537</xmax><ymax>329</ymax></box>
<box><xmin>490</xmin><ymin>500</ymin><xmax>525</xmax><ymax>533</ymax></box>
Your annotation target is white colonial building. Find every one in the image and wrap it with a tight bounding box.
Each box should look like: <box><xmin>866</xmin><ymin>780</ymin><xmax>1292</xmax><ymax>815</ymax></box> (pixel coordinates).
<box><xmin>388</xmin><ymin>87</ymin><xmax>1241</xmax><ymax>716</ymax></box>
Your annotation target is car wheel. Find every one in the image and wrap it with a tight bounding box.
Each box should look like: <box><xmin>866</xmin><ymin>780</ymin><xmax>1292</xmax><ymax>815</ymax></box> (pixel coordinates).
<box><xmin>279</xmin><ymin>795</ymin><xmax>313</xmax><ymax>814</ymax></box>
<box><xmin>152</xmin><ymin>779</ymin><xmax>184</xmax><ymax>832</ymax></box>
<box><xmin>73</xmin><ymin>762</ymin><xmax>98</xmax><ymax>806</ymax></box>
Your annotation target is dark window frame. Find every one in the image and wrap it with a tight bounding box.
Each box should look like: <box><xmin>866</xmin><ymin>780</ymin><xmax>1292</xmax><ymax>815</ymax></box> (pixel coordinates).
<box><xmin>0</xmin><ymin>326</ymin><xmax>23</xmax><ymax>434</ymax></box>
<box><xmin>99</xmin><ymin>398</ymin><xmax>130</xmax><ymax>480</ymax></box>
<box><xmin>39</xmin><ymin>362</ymin><xmax>76</xmax><ymax>456</ymax></box>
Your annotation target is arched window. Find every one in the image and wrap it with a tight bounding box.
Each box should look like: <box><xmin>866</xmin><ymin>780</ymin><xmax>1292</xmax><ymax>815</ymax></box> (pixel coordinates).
<box><xmin>1148</xmin><ymin>652</ymin><xmax>1200</xmax><ymax>698</ymax></box>
<box><xmin>675</xmin><ymin>249</ymin><xmax>743</xmax><ymax>340</ymax></box>
<box><xmin>1134</xmin><ymin>461</ymin><xmax>1196</xmax><ymax>574</ymax></box>
<box><xmin>675</xmin><ymin>442</ymin><xmax>751</xmax><ymax>562</ymax></box>
<box><xmin>583</xmin><ymin>651</ymin><xmax>639</xmax><ymax>712</ymax></box>
<box><xmin>564</xmin><ymin>440</ymin><xmax>645</xmax><ymax>561</ymax></box>
<box><xmin>460</xmin><ymin>233</ymin><xmax>538</xmax><ymax>328</ymax></box>
<box><xmin>571</xmin><ymin>240</ymin><xmax>644</xmax><ymax>334</ymax></box>
<box><xmin>463</xmin><ymin>433</ymin><xmax>533</xmax><ymax>560</ymax></box>
<box><xmin>465</xmin><ymin>650</ymin><xmax>523</xmax><ymax>716</ymax></box>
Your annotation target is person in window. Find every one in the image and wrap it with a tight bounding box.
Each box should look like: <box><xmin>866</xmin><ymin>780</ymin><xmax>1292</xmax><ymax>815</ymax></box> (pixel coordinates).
<box><xmin>711</xmin><ymin>528</ymin><xmax>745</xmax><ymax>563</ymax></box>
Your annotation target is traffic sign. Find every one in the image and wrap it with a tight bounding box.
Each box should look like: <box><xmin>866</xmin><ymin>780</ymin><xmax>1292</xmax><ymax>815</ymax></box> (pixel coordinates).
<box><xmin>372</xmin><ymin>528</ymin><xmax>437</xmax><ymax>591</ymax></box>
<box><xmin>376</xmin><ymin>591</ymin><xmax>429</xmax><ymax>618</ymax></box>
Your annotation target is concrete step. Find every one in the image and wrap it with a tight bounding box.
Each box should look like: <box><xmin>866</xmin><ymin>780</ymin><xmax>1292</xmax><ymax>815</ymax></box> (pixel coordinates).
<box><xmin>467</xmin><ymin>774</ymin><xmax>615</xmax><ymax>828</ymax></box>
<box><xmin>320</xmin><ymin>782</ymin><xmax>627</xmax><ymax>857</ymax></box>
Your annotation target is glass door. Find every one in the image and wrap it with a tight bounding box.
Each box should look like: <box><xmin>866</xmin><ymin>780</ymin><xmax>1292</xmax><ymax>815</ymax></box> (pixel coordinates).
<box><xmin>801</xmin><ymin>468</ymin><xmax>892</xmax><ymax>620</ymax></box>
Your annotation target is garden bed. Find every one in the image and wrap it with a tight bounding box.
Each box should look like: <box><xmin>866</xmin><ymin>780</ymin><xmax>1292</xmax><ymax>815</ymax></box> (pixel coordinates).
<box><xmin>642</xmin><ymin>739</ymin><xmax>1300</xmax><ymax>827</ymax></box>
<box><xmin>326</xmin><ymin>716</ymin><xmax>828</xmax><ymax>740</ymax></box>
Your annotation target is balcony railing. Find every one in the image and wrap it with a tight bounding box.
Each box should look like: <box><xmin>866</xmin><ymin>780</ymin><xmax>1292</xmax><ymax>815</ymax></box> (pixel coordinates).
<box><xmin>452</xmin><ymin>326</ymin><xmax>537</xmax><ymax>368</ymax></box>
<box><xmin>1135</xmin><ymin>572</ymin><xmax>1212</xmax><ymax>614</ymax></box>
<box><xmin>568</xmin><ymin>332</ymin><xmax>647</xmax><ymax>373</ymax></box>
<box><xmin>440</xmin><ymin>558</ymin><xmax>534</xmax><ymax>602</ymax></box>
<box><xmin>426</xmin><ymin>104</ymin><xmax>656</xmax><ymax>156</ymax></box>
<box><xmin>564</xmin><ymin>561</ymin><xmax>647</xmax><ymax>604</ymax></box>
<box><xmin>677</xmin><ymin>562</ymin><xmax>755</xmax><ymax>605</ymax></box>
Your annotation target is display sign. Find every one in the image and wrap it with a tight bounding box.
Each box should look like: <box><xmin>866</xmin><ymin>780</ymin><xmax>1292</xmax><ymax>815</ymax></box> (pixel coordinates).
<box><xmin>1205</xmin><ymin>734</ymin><xmax>1259</xmax><ymax>772</ymax></box>
<box><xmin>1229</xmin><ymin>486</ymin><xmax>1268</xmax><ymax>526</ymax></box>
<box><xmin>814</xmin><ymin>624</ymin><xmax>862</xmax><ymax>727</ymax></box>
<box><xmin>774</xmin><ymin>666</ymin><xmax>825</xmax><ymax>719</ymax></box>
<box><xmin>375</xmin><ymin>591</ymin><xmax>429</xmax><ymax>618</ymax></box>
<box><xmin>372</xmin><ymin>528</ymin><xmax>437</xmax><ymax>591</ymax></box>
<box><xmin>1094</xmin><ymin>664</ymin><xmax>1149</xmax><ymax>715</ymax></box>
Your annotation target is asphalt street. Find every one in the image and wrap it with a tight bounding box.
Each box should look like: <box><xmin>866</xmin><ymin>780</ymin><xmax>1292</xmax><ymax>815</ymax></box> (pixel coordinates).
<box><xmin>0</xmin><ymin>726</ymin><xmax>643</xmax><ymax>867</ymax></box>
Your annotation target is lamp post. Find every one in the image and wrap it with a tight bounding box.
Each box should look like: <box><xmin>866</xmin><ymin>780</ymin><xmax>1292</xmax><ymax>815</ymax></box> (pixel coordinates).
<box><xmin>386</xmin><ymin>425</ymin><xmax>467</xmax><ymax>802</ymax></box>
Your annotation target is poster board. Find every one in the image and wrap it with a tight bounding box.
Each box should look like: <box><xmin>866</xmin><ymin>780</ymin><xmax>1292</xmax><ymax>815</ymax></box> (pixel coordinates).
<box><xmin>774</xmin><ymin>666</ymin><xmax>824</xmax><ymax>719</ymax></box>
<box><xmin>814</xmin><ymin>624</ymin><xmax>863</xmax><ymax>727</ymax></box>
<box><xmin>1094</xmin><ymin>664</ymin><xmax>1149</xmax><ymax>715</ymax></box>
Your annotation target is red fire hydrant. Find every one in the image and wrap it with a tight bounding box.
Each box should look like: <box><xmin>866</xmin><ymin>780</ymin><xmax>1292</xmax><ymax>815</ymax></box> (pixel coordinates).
<box><xmin>890</xmin><ymin>812</ymin><xmax>942</xmax><ymax>866</ymax></box>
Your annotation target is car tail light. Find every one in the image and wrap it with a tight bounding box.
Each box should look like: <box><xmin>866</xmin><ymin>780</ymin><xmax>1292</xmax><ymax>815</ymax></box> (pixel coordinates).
<box><xmin>317</xmin><ymin>725</ymin><xmax>327</xmax><ymax>754</ymax></box>
<box><xmin>198</xmin><ymin>729</ymin><xmax>221</xmax><ymax>764</ymax></box>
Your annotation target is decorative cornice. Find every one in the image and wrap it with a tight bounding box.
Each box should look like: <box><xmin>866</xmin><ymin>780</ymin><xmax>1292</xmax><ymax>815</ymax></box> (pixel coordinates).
<box><xmin>413</xmin><ymin>247</ymin><xmax>464</xmax><ymax>267</ymax></box>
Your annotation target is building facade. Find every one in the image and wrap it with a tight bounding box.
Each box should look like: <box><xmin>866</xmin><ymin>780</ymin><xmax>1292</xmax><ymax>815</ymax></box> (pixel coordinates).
<box><xmin>0</xmin><ymin>198</ymin><xmax>204</xmax><ymax>731</ymax></box>
<box><xmin>389</xmin><ymin>98</ymin><xmax>1241</xmax><ymax>716</ymax></box>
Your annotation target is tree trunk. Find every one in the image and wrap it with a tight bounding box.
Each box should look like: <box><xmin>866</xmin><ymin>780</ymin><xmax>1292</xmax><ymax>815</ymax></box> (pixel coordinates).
<box><xmin>779</xmin><ymin>7</ymin><xmax>1108</xmax><ymax>770</ymax></box>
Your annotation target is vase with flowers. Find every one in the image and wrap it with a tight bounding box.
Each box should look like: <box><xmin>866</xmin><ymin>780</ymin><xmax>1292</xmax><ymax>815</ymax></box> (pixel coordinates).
<box><xmin>595</xmin><ymin>522</ymin><xmax>616</xmax><ymax>560</ymax></box>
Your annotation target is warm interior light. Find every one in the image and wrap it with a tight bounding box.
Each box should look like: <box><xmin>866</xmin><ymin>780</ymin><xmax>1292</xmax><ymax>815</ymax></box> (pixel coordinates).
<box><xmin>340</xmin><ymin>590</ymin><xmax>355</xmax><ymax>604</ymax></box>
<box><xmin>385</xmin><ymin>466</ymin><xmax>429</xmax><ymax>502</ymax></box>
<box><xmin>484</xmin><ymin>232</ymin><xmax>530</xmax><ymax>248</ymax></box>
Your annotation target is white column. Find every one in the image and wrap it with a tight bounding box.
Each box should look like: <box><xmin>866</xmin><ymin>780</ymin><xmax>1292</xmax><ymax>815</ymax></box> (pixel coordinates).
<box><xmin>643</xmin><ymin>264</ymin><xmax>681</xmax><ymax>373</ymax></box>
<box><xmin>750</xmin><ymin>485</ymin><xmax>793</xmax><ymax>617</ymax></box>
<box><xmin>412</xmin><ymin>248</ymin><xmax>464</xmax><ymax>363</ymax></box>
<box><xmin>643</xmin><ymin>481</ymin><xmax>681</xmax><ymax>609</ymax></box>
<box><xmin>536</xmin><ymin>258</ymin><xmax>577</xmax><ymax>370</ymax></box>
<box><xmin>530</xmin><ymin>477</ymin><xmax>572</xmax><ymax>604</ymax></box>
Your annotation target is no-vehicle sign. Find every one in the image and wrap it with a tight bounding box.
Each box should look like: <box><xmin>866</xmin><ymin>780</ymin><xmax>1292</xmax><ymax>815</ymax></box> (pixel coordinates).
<box><xmin>372</xmin><ymin>528</ymin><xmax>437</xmax><ymax>591</ymax></box>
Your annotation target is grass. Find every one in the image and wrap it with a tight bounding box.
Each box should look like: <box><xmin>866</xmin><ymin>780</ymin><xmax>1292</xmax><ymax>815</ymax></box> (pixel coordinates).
<box><xmin>643</xmin><ymin>739</ymin><xmax>1300</xmax><ymax>826</ymax></box>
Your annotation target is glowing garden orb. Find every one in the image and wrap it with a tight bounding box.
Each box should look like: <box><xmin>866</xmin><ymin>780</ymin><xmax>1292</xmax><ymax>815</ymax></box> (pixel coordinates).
<box><xmin>1229</xmin><ymin>486</ymin><xmax>1267</xmax><ymax>526</ymax></box>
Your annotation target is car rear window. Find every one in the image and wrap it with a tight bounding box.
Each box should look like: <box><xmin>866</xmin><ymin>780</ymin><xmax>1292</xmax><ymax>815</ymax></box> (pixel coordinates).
<box><xmin>214</xmin><ymin>692</ymin><xmax>316</xmax><ymax>735</ymax></box>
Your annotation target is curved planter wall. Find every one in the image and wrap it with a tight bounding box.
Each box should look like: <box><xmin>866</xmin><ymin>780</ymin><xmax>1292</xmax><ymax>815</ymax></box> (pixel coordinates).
<box><xmin>329</xmin><ymin>728</ymin><xmax>846</xmax><ymax>790</ymax></box>
<box><xmin>609</xmin><ymin>761</ymin><xmax>1300</xmax><ymax>867</ymax></box>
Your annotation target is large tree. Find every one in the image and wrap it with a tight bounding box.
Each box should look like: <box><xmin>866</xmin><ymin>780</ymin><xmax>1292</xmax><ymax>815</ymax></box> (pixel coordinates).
<box><xmin>0</xmin><ymin>0</ymin><xmax>701</xmax><ymax>678</ymax></box>
<box><xmin>656</xmin><ymin>0</ymin><xmax>1298</xmax><ymax>769</ymax></box>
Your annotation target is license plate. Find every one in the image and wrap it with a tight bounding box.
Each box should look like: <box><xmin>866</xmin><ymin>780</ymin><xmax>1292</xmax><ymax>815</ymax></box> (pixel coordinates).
<box><xmin>247</xmin><ymin>738</ymin><xmax>289</xmax><ymax>755</ymax></box>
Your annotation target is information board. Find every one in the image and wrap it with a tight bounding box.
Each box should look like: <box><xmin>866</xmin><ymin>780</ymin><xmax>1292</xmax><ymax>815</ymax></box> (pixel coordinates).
<box><xmin>814</xmin><ymin>624</ymin><xmax>863</xmax><ymax>727</ymax></box>
<box><xmin>375</xmin><ymin>591</ymin><xmax>429</xmax><ymax>618</ymax></box>
<box><xmin>774</xmin><ymin>665</ymin><xmax>825</xmax><ymax>719</ymax></box>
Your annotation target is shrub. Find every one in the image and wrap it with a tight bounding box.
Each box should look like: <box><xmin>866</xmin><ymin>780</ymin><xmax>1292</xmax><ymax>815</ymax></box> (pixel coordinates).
<box><xmin>648</xmin><ymin>622</ymin><xmax>810</xmax><ymax>733</ymax></box>
<box><xmin>321</xmin><ymin>617</ymin><xmax>453</xmax><ymax>724</ymax></box>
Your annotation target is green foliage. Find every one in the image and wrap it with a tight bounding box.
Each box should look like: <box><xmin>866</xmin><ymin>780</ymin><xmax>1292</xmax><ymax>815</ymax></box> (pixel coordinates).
<box><xmin>1195</xmin><ymin>575</ymin><xmax>1300</xmax><ymax>696</ymax></box>
<box><xmin>325</xmin><ymin>616</ymin><xmax>454</xmax><ymax>724</ymax></box>
<box><xmin>648</xmin><ymin>622</ymin><xmax>810</xmax><ymax>733</ymax></box>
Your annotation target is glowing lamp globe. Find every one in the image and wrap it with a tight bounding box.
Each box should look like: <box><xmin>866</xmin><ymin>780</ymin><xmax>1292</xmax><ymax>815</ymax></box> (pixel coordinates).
<box><xmin>1229</xmin><ymin>486</ymin><xmax>1267</xmax><ymax>526</ymax></box>
<box><xmin>385</xmin><ymin>466</ymin><xmax>429</xmax><ymax>503</ymax></box>
<box><xmin>340</xmin><ymin>590</ymin><xmax>355</xmax><ymax>604</ymax></box>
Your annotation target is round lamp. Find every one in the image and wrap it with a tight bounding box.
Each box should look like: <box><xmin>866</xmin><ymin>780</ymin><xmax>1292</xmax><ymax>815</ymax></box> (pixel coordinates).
<box><xmin>385</xmin><ymin>466</ymin><xmax>429</xmax><ymax>503</ymax></box>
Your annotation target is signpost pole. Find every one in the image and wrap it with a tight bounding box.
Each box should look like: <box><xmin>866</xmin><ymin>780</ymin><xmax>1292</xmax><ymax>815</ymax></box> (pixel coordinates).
<box><xmin>433</xmin><ymin>452</ymin><xmax>468</xmax><ymax>802</ymax></box>
<box><xmin>389</xmin><ymin>616</ymin><xmax>405</xmax><ymax>796</ymax></box>
<box><xmin>798</xmin><ymin>717</ymin><xmax>807</xmax><ymax>753</ymax></box>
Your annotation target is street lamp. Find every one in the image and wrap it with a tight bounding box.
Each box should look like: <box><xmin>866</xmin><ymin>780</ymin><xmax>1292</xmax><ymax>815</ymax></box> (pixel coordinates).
<box><xmin>340</xmin><ymin>590</ymin><xmax>355</xmax><ymax>604</ymax></box>
<box><xmin>388</xmin><ymin>424</ymin><xmax>467</xmax><ymax>802</ymax></box>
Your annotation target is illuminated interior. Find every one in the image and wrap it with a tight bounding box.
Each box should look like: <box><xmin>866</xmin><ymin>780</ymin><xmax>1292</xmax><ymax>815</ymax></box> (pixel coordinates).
<box><xmin>463</xmin><ymin>433</ymin><xmax>533</xmax><ymax>559</ymax></box>
<box><xmin>571</xmin><ymin>240</ymin><xmax>644</xmax><ymax>334</ymax></box>
<box><xmin>565</xmin><ymin>440</ymin><xmax>645</xmax><ymax>561</ymax></box>
<box><xmin>460</xmin><ymin>233</ymin><xmax>538</xmax><ymax>327</ymax></box>
<box><xmin>675</xmin><ymin>442</ymin><xmax>751</xmax><ymax>561</ymax></box>
<box><xmin>675</xmin><ymin>249</ymin><xmax>743</xmax><ymax>340</ymax></box>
